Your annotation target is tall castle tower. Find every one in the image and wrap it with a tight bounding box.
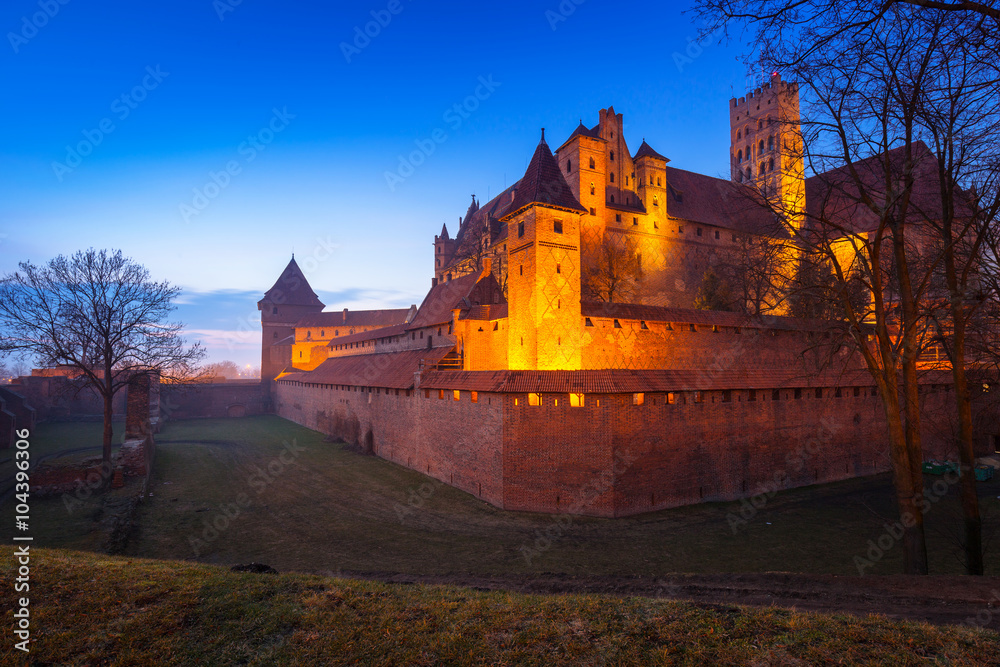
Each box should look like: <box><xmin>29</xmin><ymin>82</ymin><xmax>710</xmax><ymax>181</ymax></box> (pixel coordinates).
<box><xmin>729</xmin><ymin>73</ymin><xmax>805</xmax><ymax>228</ymax></box>
<box><xmin>503</xmin><ymin>130</ymin><xmax>587</xmax><ymax>371</ymax></box>
<box><xmin>257</xmin><ymin>256</ymin><xmax>324</xmax><ymax>390</ymax></box>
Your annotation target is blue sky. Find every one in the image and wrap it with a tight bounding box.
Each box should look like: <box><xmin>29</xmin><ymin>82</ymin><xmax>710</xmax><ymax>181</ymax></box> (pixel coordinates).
<box><xmin>0</xmin><ymin>0</ymin><xmax>755</xmax><ymax>368</ymax></box>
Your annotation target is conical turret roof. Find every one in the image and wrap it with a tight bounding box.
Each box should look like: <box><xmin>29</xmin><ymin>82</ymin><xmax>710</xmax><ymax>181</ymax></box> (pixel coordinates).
<box><xmin>502</xmin><ymin>130</ymin><xmax>587</xmax><ymax>220</ymax></box>
<box><xmin>262</xmin><ymin>256</ymin><xmax>324</xmax><ymax>307</ymax></box>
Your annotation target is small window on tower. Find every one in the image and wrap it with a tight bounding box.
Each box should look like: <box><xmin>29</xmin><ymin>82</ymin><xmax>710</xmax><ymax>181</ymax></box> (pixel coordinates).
<box><xmin>768</xmin><ymin>158</ymin><xmax>774</xmax><ymax>172</ymax></box>
<box><xmin>697</xmin><ymin>227</ymin><xmax>703</xmax><ymax>237</ymax></box>
<box><xmin>610</xmin><ymin>151</ymin><xmax>615</xmax><ymax>161</ymax></box>
<box><xmin>610</xmin><ymin>173</ymin><xmax>615</xmax><ymax>183</ymax></box>
<box><xmin>640</xmin><ymin>320</ymin><xmax>649</xmax><ymax>329</ymax></box>
<box><xmin>556</xmin><ymin>264</ymin><xmax>561</xmax><ymax>274</ymax></box>
<box><xmin>566</xmin><ymin>160</ymin><xmax>572</xmax><ymax>173</ymax></box>
<box><xmin>590</xmin><ymin>207</ymin><xmax>596</xmax><ymax>216</ymax></box>
<box><xmin>633</xmin><ymin>217</ymin><xmax>638</xmax><ymax>226</ymax></box>
<box><xmin>554</xmin><ymin>220</ymin><xmax>563</xmax><ymax>233</ymax></box>
<box><xmin>585</xmin><ymin>317</ymin><xmax>594</xmax><ymax>326</ymax></box>
<box><xmin>768</xmin><ymin>135</ymin><xmax>774</xmax><ymax>150</ymax></box>
<box><xmin>737</xmin><ymin>149</ymin><xmax>743</xmax><ymax>164</ymax></box>
<box><xmin>590</xmin><ymin>183</ymin><xmax>596</xmax><ymax>195</ymax></box>
<box><xmin>589</xmin><ymin>157</ymin><xmax>595</xmax><ymax>169</ymax></box>
<box><xmin>653</xmin><ymin>195</ymin><xmax>659</xmax><ymax>207</ymax></box>
<box><xmin>615</xmin><ymin>213</ymin><xmax>622</xmax><ymax>222</ymax></box>
<box><xmin>610</xmin><ymin>195</ymin><xmax>615</xmax><ymax>203</ymax></box>
<box><xmin>519</xmin><ymin>265</ymin><xmax>523</xmax><ymax>276</ymax></box>
<box><xmin>272</xmin><ymin>307</ymin><xmax>278</xmax><ymax>314</ymax></box>
<box><xmin>518</xmin><ymin>222</ymin><xmax>525</xmax><ymax>238</ymax></box>
<box><xmin>613</xmin><ymin>319</ymin><xmax>622</xmax><ymax>328</ymax></box>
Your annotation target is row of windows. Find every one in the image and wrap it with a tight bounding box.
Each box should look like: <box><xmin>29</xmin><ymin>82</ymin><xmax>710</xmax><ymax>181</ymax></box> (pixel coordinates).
<box><xmin>517</xmin><ymin>220</ymin><xmax>564</xmax><ymax>238</ymax></box>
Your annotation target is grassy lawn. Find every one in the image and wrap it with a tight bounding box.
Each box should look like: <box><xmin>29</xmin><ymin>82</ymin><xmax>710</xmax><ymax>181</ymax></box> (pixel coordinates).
<box><xmin>0</xmin><ymin>421</ymin><xmax>123</xmax><ymax>488</ymax></box>
<box><xmin>1</xmin><ymin>547</ymin><xmax>997</xmax><ymax>666</ymax></box>
<box><xmin>12</xmin><ymin>415</ymin><xmax>997</xmax><ymax>578</ymax></box>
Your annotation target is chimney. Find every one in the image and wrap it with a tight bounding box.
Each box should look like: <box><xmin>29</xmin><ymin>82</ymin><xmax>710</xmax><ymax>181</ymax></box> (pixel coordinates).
<box><xmin>342</xmin><ymin>308</ymin><xmax>348</xmax><ymax>324</ymax></box>
<box><xmin>480</xmin><ymin>257</ymin><xmax>492</xmax><ymax>280</ymax></box>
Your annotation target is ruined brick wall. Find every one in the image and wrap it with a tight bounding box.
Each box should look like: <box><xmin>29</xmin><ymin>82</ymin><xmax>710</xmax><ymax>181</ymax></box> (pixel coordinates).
<box><xmin>119</xmin><ymin>436</ymin><xmax>154</xmax><ymax>478</ymax></box>
<box><xmin>275</xmin><ymin>381</ymin><xmax>505</xmax><ymax>505</ymax></box>
<box><xmin>159</xmin><ymin>382</ymin><xmax>270</xmax><ymax>421</ymax></box>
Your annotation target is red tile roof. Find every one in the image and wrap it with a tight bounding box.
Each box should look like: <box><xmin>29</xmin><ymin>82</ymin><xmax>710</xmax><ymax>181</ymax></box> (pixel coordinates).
<box><xmin>326</xmin><ymin>323</ymin><xmax>409</xmax><ymax>348</ymax></box>
<box><xmin>501</xmin><ymin>131</ymin><xmax>587</xmax><ymax>221</ymax></box>
<box><xmin>661</xmin><ymin>167</ymin><xmax>786</xmax><ymax>237</ymax></box>
<box><xmin>804</xmin><ymin>141</ymin><xmax>961</xmax><ymax>234</ymax></box>
<box><xmin>462</xmin><ymin>303</ymin><xmax>508</xmax><ymax>321</ymax></box>
<box><xmin>419</xmin><ymin>368</ymin><xmax>881</xmax><ymax>393</ymax></box>
<box><xmin>407</xmin><ymin>273</ymin><xmax>481</xmax><ymax>329</ymax></box>
<box><xmin>633</xmin><ymin>140</ymin><xmax>668</xmax><ymax>162</ymax></box>
<box><xmin>295</xmin><ymin>308</ymin><xmax>411</xmax><ymax>329</ymax></box>
<box><xmin>279</xmin><ymin>347</ymin><xmax>453</xmax><ymax>389</ymax></box>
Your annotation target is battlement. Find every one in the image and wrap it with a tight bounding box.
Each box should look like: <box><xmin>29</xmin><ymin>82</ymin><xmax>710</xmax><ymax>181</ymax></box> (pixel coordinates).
<box><xmin>730</xmin><ymin>74</ymin><xmax>799</xmax><ymax>111</ymax></box>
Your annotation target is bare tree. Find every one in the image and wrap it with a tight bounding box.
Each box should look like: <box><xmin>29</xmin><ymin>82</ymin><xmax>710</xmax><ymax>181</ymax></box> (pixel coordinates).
<box><xmin>693</xmin><ymin>266</ymin><xmax>735</xmax><ymax>311</ymax></box>
<box><xmin>0</xmin><ymin>249</ymin><xmax>205</xmax><ymax>467</ymax></box>
<box><xmin>203</xmin><ymin>360</ymin><xmax>241</xmax><ymax>380</ymax></box>
<box><xmin>582</xmin><ymin>235</ymin><xmax>643</xmax><ymax>303</ymax></box>
<box><xmin>720</xmin><ymin>231</ymin><xmax>790</xmax><ymax>315</ymax></box>
<box><xmin>694</xmin><ymin>1</ymin><xmax>1000</xmax><ymax>574</ymax></box>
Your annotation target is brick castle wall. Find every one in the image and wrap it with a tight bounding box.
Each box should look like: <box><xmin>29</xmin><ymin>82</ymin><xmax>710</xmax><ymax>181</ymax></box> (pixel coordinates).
<box><xmin>275</xmin><ymin>378</ymin><xmax>967</xmax><ymax>517</ymax></box>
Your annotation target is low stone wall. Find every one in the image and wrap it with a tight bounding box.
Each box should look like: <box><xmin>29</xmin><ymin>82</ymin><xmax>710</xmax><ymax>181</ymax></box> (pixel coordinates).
<box><xmin>30</xmin><ymin>458</ymin><xmax>113</xmax><ymax>497</ymax></box>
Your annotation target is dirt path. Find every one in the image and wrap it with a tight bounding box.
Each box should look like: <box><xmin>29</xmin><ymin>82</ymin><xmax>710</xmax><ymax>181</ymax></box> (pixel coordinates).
<box><xmin>316</xmin><ymin>569</ymin><xmax>1000</xmax><ymax>632</ymax></box>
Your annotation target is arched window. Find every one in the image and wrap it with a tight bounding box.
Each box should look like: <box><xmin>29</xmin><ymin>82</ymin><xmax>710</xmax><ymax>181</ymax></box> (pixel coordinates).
<box><xmin>738</xmin><ymin>170</ymin><xmax>744</xmax><ymax>183</ymax></box>
<box><xmin>653</xmin><ymin>195</ymin><xmax>659</xmax><ymax>207</ymax></box>
<box><xmin>649</xmin><ymin>175</ymin><xmax>654</xmax><ymax>185</ymax></box>
<box><xmin>737</xmin><ymin>130</ymin><xmax>741</xmax><ymax>139</ymax></box>
<box><xmin>746</xmin><ymin>167</ymin><xmax>752</xmax><ymax>180</ymax></box>
<box><xmin>768</xmin><ymin>135</ymin><xmax>774</xmax><ymax>150</ymax></box>
<box><xmin>610</xmin><ymin>150</ymin><xmax>615</xmax><ymax>161</ymax></box>
<box><xmin>737</xmin><ymin>149</ymin><xmax>743</xmax><ymax>164</ymax></box>
<box><xmin>757</xmin><ymin>119</ymin><xmax>762</xmax><ymax>129</ymax></box>
<box><xmin>590</xmin><ymin>183</ymin><xmax>595</xmax><ymax>195</ymax></box>
<box><xmin>768</xmin><ymin>157</ymin><xmax>774</xmax><ymax>172</ymax></box>
<box><xmin>610</xmin><ymin>173</ymin><xmax>614</xmax><ymax>183</ymax></box>
<box><xmin>610</xmin><ymin>194</ymin><xmax>615</xmax><ymax>203</ymax></box>
<box><xmin>759</xmin><ymin>140</ymin><xmax>764</xmax><ymax>153</ymax></box>
<box><xmin>306</xmin><ymin>331</ymin><xmax>311</xmax><ymax>340</ymax></box>
<box><xmin>589</xmin><ymin>157</ymin><xmax>595</xmax><ymax>169</ymax></box>
<box><xmin>759</xmin><ymin>162</ymin><xmax>765</xmax><ymax>176</ymax></box>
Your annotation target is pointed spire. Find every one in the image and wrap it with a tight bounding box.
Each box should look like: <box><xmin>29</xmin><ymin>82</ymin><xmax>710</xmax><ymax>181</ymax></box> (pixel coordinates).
<box><xmin>262</xmin><ymin>256</ymin><xmax>324</xmax><ymax>307</ymax></box>
<box><xmin>501</xmin><ymin>135</ymin><xmax>587</xmax><ymax>220</ymax></box>
<box><xmin>634</xmin><ymin>139</ymin><xmax>669</xmax><ymax>163</ymax></box>
<box><xmin>440</xmin><ymin>222</ymin><xmax>450</xmax><ymax>240</ymax></box>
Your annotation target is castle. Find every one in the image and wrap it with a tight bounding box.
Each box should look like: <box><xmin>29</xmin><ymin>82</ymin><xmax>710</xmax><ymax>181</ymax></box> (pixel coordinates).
<box><xmin>260</xmin><ymin>75</ymin><xmax>992</xmax><ymax>517</ymax></box>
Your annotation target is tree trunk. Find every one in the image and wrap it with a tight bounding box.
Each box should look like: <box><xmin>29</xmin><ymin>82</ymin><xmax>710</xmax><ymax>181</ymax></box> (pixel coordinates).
<box><xmin>880</xmin><ymin>373</ymin><xmax>930</xmax><ymax>575</ymax></box>
<box><xmin>950</xmin><ymin>305</ymin><xmax>985</xmax><ymax>575</ymax></box>
<box><xmin>102</xmin><ymin>389</ymin><xmax>114</xmax><ymax>470</ymax></box>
